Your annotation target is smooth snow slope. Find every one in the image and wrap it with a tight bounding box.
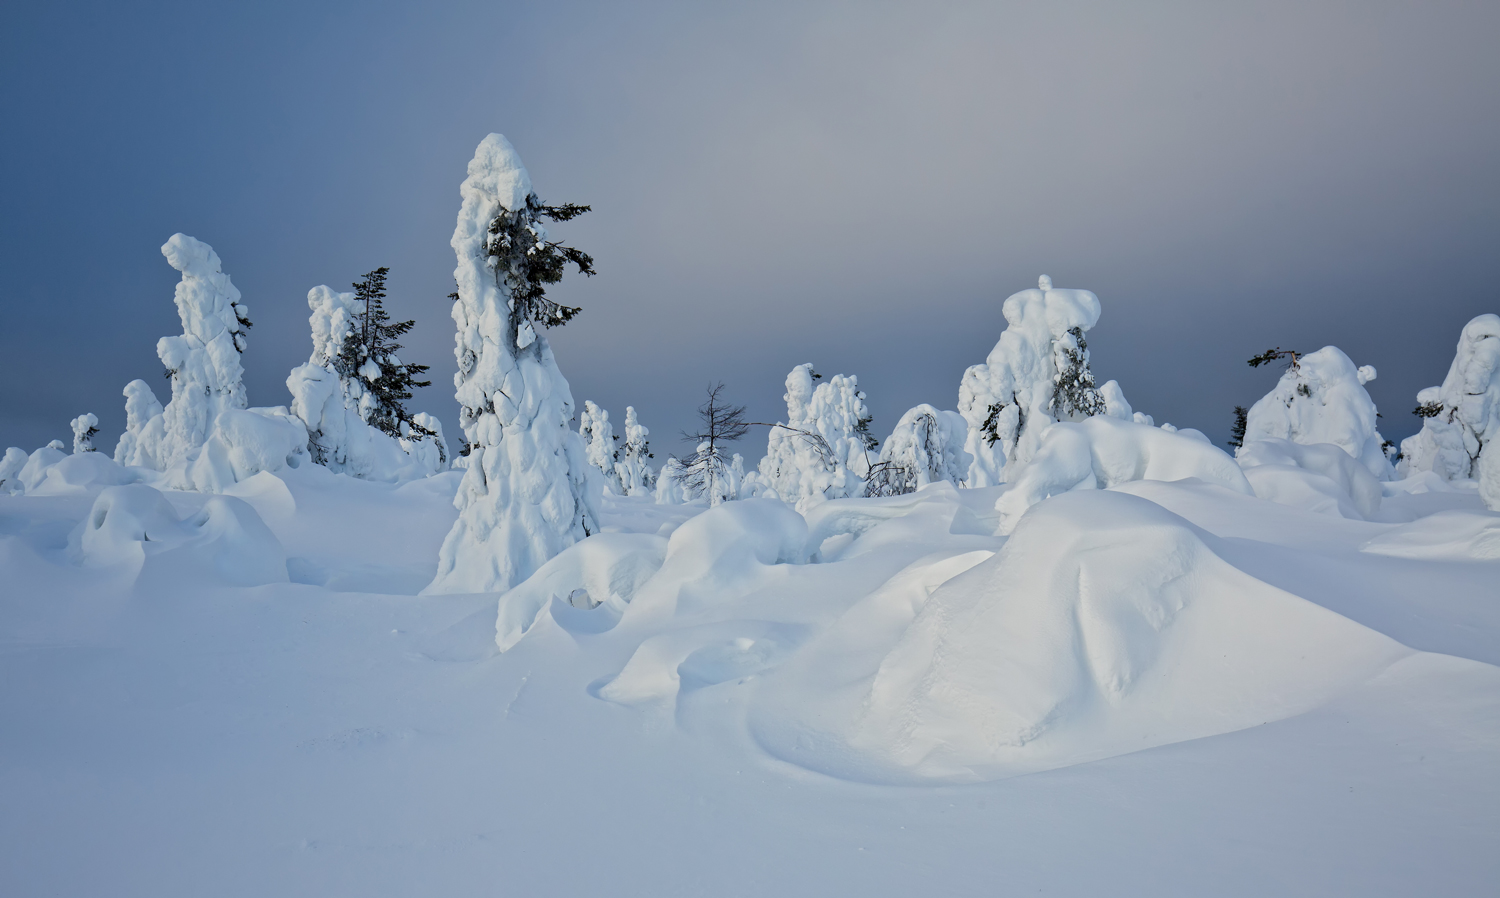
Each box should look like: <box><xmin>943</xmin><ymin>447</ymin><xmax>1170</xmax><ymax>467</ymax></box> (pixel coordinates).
<box><xmin>1</xmin><ymin>465</ymin><xmax>1498</xmax><ymax>896</ymax></box>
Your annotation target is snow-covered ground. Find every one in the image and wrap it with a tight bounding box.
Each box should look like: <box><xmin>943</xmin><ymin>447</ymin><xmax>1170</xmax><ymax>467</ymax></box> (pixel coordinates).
<box><xmin>2</xmin><ymin>456</ymin><xmax>1497</xmax><ymax>896</ymax></box>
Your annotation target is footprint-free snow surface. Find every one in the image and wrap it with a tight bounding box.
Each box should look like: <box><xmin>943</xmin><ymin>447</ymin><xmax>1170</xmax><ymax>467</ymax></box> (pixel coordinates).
<box><xmin>2</xmin><ymin>464</ymin><xmax>1498</xmax><ymax>896</ymax></box>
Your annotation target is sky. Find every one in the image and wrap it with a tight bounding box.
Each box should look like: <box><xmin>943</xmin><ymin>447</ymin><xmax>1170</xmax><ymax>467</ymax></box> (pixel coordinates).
<box><xmin>3</xmin><ymin>0</ymin><xmax>1498</xmax><ymax>465</ymax></box>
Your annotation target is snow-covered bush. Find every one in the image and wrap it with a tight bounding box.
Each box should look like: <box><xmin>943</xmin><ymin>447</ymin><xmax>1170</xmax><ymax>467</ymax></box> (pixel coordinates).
<box><xmin>957</xmin><ymin>275</ymin><xmax>1131</xmax><ymax>486</ymax></box>
<box><xmin>655</xmin><ymin>457</ymin><xmax>690</xmax><ymax>505</ymax></box>
<box><xmin>286</xmin><ymin>284</ymin><xmax>446</xmax><ymax>481</ymax></box>
<box><xmin>0</xmin><ymin>447</ymin><xmax>26</xmax><ymax>494</ymax></box>
<box><xmin>114</xmin><ymin>380</ymin><xmax>164</xmax><ymax>467</ymax></box>
<box><xmin>70</xmin><ymin>414</ymin><xmax>99</xmax><ymax>454</ymax></box>
<box><xmin>1397</xmin><ymin>314</ymin><xmax>1500</xmax><ymax>509</ymax></box>
<box><xmin>616</xmin><ymin>407</ymin><xmax>656</xmax><ymax>497</ymax></box>
<box><xmin>1241</xmin><ymin>346</ymin><xmax>1392</xmax><ymax>479</ymax></box>
<box><xmin>425</xmin><ymin>134</ymin><xmax>603</xmax><ymax>595</ymax></box>
<box><xmin>757</xmin><ymin>364</ymin><xmax>877</xmax><ymax>513</ymax></box>
<box><xmin>171</xmin><ymin>407</ymin><xmax>310</xmax><ymax>493</ymax></box>
<box><xmin>120</xmin><ymin>234</ymin><xmax>252</xmax><ymax>472</ymax></box>
<box><xmin>872</xmin><ymin>405</ymin><xmax>970</xmax><ymax>496</ymax></box>
<box><xmin>579</xmin><ymin>401</ymin><xmax>625</xmax><ymax>495</ymax></box>
<box><xmin>995</xmin><ymin>415</ymin><xmax>1253</xmax><ymax>533</ymax></box>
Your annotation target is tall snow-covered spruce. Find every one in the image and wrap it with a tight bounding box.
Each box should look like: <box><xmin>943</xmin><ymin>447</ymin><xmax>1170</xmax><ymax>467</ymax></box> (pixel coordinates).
<box><xmin>957</xmin><ymin>275</ymin><xmax>1132</xmax><ymax>486</ymax></box>
<box><xmin>615</xmin><ymin>407</ymin><xmax>656</xmax><ymax>496</ymax></box>
<box><xmin>424</xmin><ymin>135</ymin><xmax>602</xmax><ymax>595</ymax></box>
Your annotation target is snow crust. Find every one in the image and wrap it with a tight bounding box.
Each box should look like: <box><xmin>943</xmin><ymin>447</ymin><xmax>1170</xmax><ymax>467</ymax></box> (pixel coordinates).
<box><xmin>1397</xmin><ymin>314</ymin><xmax>1500</xmax><ymax>510</ymax></box>
<box><xmin>425</xmin><ymin>134</ymin><xmax>601</xmax><ymax>595</ymax></box>
<box><xmin>1242</xmin><ymin>346</ymin><xmax>1392</xmax><ymax>479</ymax></box>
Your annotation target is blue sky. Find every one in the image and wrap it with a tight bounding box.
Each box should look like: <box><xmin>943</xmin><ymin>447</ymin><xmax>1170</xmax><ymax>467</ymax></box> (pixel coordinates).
<box><xmin>3</xmin><ymin>0</ymin><xmax>1497</xmax><ymax>460</ymax></box>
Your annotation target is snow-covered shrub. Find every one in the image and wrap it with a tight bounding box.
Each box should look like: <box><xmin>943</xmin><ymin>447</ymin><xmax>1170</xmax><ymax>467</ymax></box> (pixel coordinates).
<box><xmin>1241</xmin><ymin>346</ymin><xmax>1392</xmax><ymax>479</ymax></box>
<box><xmin>579</xmin><ymin>401</ymin><xmax>625</xmax><ymax>494</ymax></box>
<box><xmin>425</xmin><ymin>134</ymin><xmax>603</xmax><ymax>595</ymax></box>
<box><xmin>616</xmin><ymin>407</ymin><xmax>656</xmax><ymax>497</ymax></box>
<box><xmin>1238</xmin><ymin>438</ymin><xmax>1382</xmax><ymax>520</ymax></box>
<box><xmin>1397</xmin><ymin>314</ymin><xmax>1500</xmax><ymax>510</ymax></box>
<box><xmin>0</xmin><ymin>447</ymin><xmax>27</xmax><ymax>494</ymax></box>
<box><xmin>873</xmin><ymin>405</ymin><xmax>971</xmax><ymax>496</ymax></box>
<box><xmin>957</xmin><ymin>275</ymin><xmax>1131</xmax><ymax>486</ymax></box>
<box><xmin>655</xmin><ymin>457</ymin><xmax>690</xmax><ymax>505</ymax></box>
<box><xmin>757</xmin><ymin>364</ymin><xmax>877</xmax><ymax>513</ymax></box>
<box><xmin>114</xmin><ymin>380</ymin><xmax>164</xmax><ymax>467</ymax></box>
<box><xmin>995</xmin><ymin>415</ymin><xmax>1253</xmax><ymax>533</ymax></box>
<box><xmin>70</xmin><ymin>414</ymin><xmax>99</xmax><ymax>454</ymax></box>
<box><xmin>287</xmin><ymin>284</ymin><xmax>446</xmax><ymax>481</ymax></box>
<box><xmin>123</xmin><ymin>234</ymin><xmax>252</xmax><ymax>472</ymax></box>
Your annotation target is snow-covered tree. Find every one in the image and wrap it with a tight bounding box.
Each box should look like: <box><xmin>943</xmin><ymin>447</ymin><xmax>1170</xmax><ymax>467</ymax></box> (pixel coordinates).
<box><xmin>678</xmin><ymin>384</ymin><xmax>750</xmax><ymax>506</ymax></box>
<box><xmin>70</xmin><ymin>414</ymin><xmax>99</xmax><ymax>454</ymax></box>
<box><xmin>287</xmin><ymin>281</ymin><xmax>445</xmax><ymax>480</ymax></box>
<box><xmin>1398</xmin><ymin>314</ymin><xmax>1500</xmax><ymax>506</ymax></box>
<box><xmin>869</xmin><ymin>404</ymin><xmax>971</xmax><ymax>496</ymax></box>
<box><xmin>114</xmin><ymin>380</ymin><xmax>164</xmax><ymax>467</ymax></box>
<box><xmin>756</xmin><ymin>364</ymin><xmax>877</xmax><ymax>512</ymax></box>
<box><xmin>1241</xmin><ymin>345</ymin><xmax>1393</xmax><ymax>479</ymax></box>
<box><xmin>957</xmin><ymin>275</ymin><xmax>1129</xmax><ymax>486</ymax></box>
<box><xmin>654</xmin><ymin>457</ymin><xmax>689</xmax><ymax>504</ymax></box>
<box><xmin>579</xmin><ymin>401</ymin><xmax>625</xmax><ymax>494</ymax></box>
<box><xmin>616</xmin><ymin>406</ymin><xmax>656</xmax><ymax>496</ymax></box>
<box><xmin>425</xmin><ymin>134</ymin><xmax>602</xmax><ymax>595</ymax></box>
<box><xmin>117</xmin><ymin>234</ymin><xmax>251</xmax><ymax>471</ymax></box>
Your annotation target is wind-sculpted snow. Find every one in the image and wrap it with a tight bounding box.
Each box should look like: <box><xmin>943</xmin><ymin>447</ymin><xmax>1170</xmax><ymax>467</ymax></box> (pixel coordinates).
<box><xmin>995</xmin><ymin>415</ymin><xmax>1252</xmax><ymax>534</ymax></box>
<box><xmin>71</xmin><ymin>483</ymin><xmax>286</xmax><ymax>586</ymax></box>
<box><xmin>1238</xmin><ymin>438</ymin><xmax>1383</xmax><ymax>520</ymax></box>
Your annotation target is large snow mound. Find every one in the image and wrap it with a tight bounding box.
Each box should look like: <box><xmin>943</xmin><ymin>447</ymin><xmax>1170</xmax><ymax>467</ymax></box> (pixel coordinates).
<box><xmin>1238</xmin><ymin>438</ymin><xmax>1383</xmax><ymax>520</ymax></box>
<box><xmin>749</xmin><ymin>490</ymin><xmax>1409</xmax><ymax>783</ymax></box>
<box><xmin>996</xmin><ymin>415</ymin><xmax>1252</xmax><ymax>533</ymax></box>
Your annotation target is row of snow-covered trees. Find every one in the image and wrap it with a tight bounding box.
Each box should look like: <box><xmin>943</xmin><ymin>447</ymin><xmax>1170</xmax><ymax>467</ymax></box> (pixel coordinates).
<box><xmin>6</xmin><ymin>132</ymin><xmax>1496</xmax><ymax>601</ymax></box>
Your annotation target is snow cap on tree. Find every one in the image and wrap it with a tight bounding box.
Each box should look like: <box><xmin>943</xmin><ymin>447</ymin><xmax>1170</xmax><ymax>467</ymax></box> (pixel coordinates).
<box><xmin>70</xmin><ymin>414</ymin><xmax>99</xmax><ymax>454</ymax></box>
<box><xmin>1242</xmin><ymin>345</ymin><xmax>1392</xmax><ymax>479</ymax></box>
<box><xmin>425</xmin><ymin>134</ymin><xmax>602</xmax><ymax>594</ymax></box>
<box><xmin>957</xmin><ymin>275</ymin><xmax>1120</xmax><ymax>487</ymax></box>
<box><xmin>1397</xmin><ymin>314</ymin><xmax>1500</xmax><ymax>507</ymax></box>
<box><xmin>758</xmin><ymin>363</ymin><xmax>876</xmax><ymax>512</ymax></box>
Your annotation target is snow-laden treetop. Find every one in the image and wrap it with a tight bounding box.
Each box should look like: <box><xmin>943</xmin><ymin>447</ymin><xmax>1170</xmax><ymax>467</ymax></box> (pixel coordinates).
<box><xmin>452</xmin><ymin>133</ymin><xmax>533</xmax><ymax>266</ymax></box>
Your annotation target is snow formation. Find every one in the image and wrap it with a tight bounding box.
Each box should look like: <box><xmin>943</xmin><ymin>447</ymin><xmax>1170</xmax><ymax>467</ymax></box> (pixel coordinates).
<box><xmin>425</xmin><ymin>134</ymin><xmax>601</xmax><ymax>594</ymax></box>
<box><xmin>1241</xmin><ymin>346</ymin><xmax>1392</xmax><ymax>479</ymax></box>
<box><xmin>756</xmin><ymin>364</ymin><xmax>875</xmax><ymax>512</ymax></box>
<box><xmin>286</xmin><ymin>285</ymin><xmax>446</xmax><ymax>482</ymax></box>
<box><xmin>615</xmin><ymin>406</ymin><xmax>656</xmax><ymax>497</ymax></box>
<box><xmin>1397</xmin><ymin>314</ymin><xmax>1500</xmax><ymax>510</ymax></box>
<box><xmin>113</xmin><ymin>380</ymin><xmax>163</xmax><ymax>466</ymax></box>
<box><xmin>957</xmin><ymin>275</ymin><xmax>1130</xmax><ymax>486</ymax></box>
<box><xmin>1238</xmin><ymin>438</ymin><xmax>1383</xmax><ymax>520</ymax></box>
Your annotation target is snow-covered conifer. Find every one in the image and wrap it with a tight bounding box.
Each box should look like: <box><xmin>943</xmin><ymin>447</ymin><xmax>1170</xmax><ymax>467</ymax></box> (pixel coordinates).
<box><xmin>425</xmin><ymin>134</ymin><xmax>602</xmax><ymax>594</ymax></box>
<box><xmin>957</xmin><ymin>275</ymin><xmax>1126</xmax><ymax>486</ymax></box>
<box><xmin>71</xmin><ymin>414</ymin><xmax>99</xmax><ymax>454</ymax></box>
<box><xmin>870</xmin><ymin>404</ymin><xmax>971</xmax><ymax>495</ymax></box>
<box><xmin>1397</xmin><ymin>315</ymin><xmax>1500</xmax><ymax>506</ymax></box>
<box><xmin>757</xmin><ymin>364</ymin><xmax>877</xmax><ymax>512</ymax></box>
<box><xmin>1241</xmin><ymin>345</ymin><xmax>1393</xmax><ymax>478</ymax></box>
<box><xmin>616</xmin><ymin>406</ymin><xmax>656</xmax><ymax>496</ymax></box>
<box><xmin>579</xmin><ymin>401</ymin><xmax>624</xmax><ymax>494</ymax></box>
<box><xmin>0</xmin><ymin>447</ymin><xmax>26</xmax><ymax>494</ymax></box>
<box><xmin>287</xmin><ymin>280</ymin><xmax>444</xmax><ymax>480</ymax></box>
<box><xmin>654</xmin><ymin>457</ymin><xmax>689</xmax><ymax>505</ymax></box>
<box><xmin>114</xmin><ymin>380</ymin><xmax>165</xmax><ymax>467</ymax></box>
<box><xmin>115</xmin><ymin>234</ymin><xmax>250</xmax><ymax>474</ymax></box>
